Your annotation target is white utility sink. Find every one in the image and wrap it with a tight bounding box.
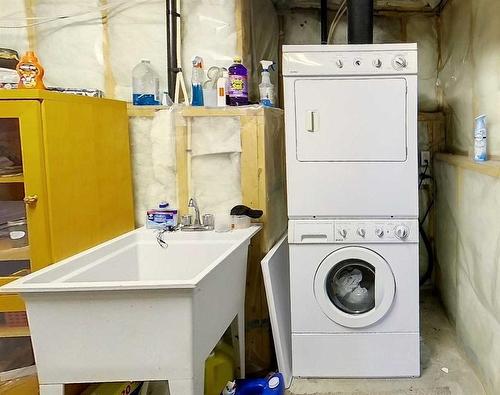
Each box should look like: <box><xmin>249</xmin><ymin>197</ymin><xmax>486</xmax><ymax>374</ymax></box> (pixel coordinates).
<box><xmin>1</xmin><ymin>226</ymin><xmax>261</xmax><ymax>395</ymax></box>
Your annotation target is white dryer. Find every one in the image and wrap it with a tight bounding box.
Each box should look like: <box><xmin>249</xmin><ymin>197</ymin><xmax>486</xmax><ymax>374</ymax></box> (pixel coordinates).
<box><xmin>283</xmin><ymin>44</ymin><xmax>418</xmax><ymax>218</ymax></box>
<box><xmin>262</xmin><ymin>219</ymin><xmax>420</xmax><ymax>384</ymax></box>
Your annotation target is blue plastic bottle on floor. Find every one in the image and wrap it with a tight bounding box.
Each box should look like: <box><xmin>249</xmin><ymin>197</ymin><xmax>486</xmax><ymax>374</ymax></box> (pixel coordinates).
<box><xmin>235</xmin><ymin>372</ymin><xmax>284</xmax><ymax>395</ymax></box>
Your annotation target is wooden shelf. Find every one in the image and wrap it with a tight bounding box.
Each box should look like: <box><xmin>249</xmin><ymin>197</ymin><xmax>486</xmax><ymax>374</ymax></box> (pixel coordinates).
<box><xmin>127</xmin><ymin>104</ymin><xmax>170</xmax><ymax>117</ymax></box>
<box><xmin>0</xmin><ymin>175</ymin><xmax>24</xmax><ymax>184</ymax></box>
<box><xmin>127</xmin><ymin>103</ymin><xmax>285</xmax><ymax>118</ymax></box>
<box><xmin>0</xmin><ymin>246</ymin><xmax>30</xmax><ymax>261</ymax></box>
<box><xmin>435</xmin><ymin>153</ymin><xmax>500</xmax><ymax>178</ymax></box>
<box><xmin>0</xmin><ymin>325</ymin><xmax>29</xmax><ymax>338</ymax></box>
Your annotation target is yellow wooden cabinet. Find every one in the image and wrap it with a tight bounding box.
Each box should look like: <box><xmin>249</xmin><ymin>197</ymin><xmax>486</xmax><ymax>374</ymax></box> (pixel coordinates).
<box><xmin>0</xmin><ymin>90</ymin><xmax>135</xmax><ymax>337</ymax></box>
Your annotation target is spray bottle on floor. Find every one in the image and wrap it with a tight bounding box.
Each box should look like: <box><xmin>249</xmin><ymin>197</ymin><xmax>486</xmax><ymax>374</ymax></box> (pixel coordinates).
<box><xmin>259</xmin><ymin>60</ymin><xmax>275</xmax><ymax>107</ymax></box>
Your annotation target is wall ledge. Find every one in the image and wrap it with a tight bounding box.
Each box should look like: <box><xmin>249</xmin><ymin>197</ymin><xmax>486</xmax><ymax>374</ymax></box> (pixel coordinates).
<box><xmin>435</xmin><ymin>153</ymin><xmax>500</xmax><ymax>179</ymax></box>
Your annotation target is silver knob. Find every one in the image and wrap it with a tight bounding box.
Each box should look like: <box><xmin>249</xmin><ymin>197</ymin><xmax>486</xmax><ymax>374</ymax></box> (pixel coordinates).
<box><xmin>395</xmin><ymin>225</ymin><xmax>409</xmax><ymax>240</ymax></box>
<box><xmin>338</xmin><ymin>228</ymin><xmax>347</xmax><ymax>238</ymax></box>
<box><xmin>392</xmin><ymin>56</ymin><xmax>408</xmax><ymax>70</ymax></box>
<box><xmin>335</xmin><ymin>59</ymin><xmax>344</xmax><ymax>69</ymax></box>
<box><xmin>373</xmin><ymin>59</ymin><xmax>382</xmax><ymax>68</ymax></box>
<box><xmin>375</xmin><ymin>228</ymin><xmax>384</xmax><ymax>238</ymax></box>
<box><xmin>357</xmin><ymin>228</ymin><xmax>366</xmax><ymax>238</ymax></box>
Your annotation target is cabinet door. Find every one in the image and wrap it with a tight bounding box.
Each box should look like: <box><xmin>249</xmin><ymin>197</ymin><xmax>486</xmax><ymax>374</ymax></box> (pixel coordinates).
<box><xmin>0</xmin><ymin>100</ymin><xmax>50</xmax><ymax>337</ymax></box>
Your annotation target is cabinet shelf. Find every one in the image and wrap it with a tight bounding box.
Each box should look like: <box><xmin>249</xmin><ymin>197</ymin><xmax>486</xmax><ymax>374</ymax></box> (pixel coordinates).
<box><xmin>0</xmin><ymin>175</ymin><xmax>24</xmax><ymax>184</ymax></box>
<box><xmin>0</xmin><ymin>246</ymin><xmax>30</xmax><ymax>261</ymax></box>
<box><xmin>0</xmin><ymin>324</ymin><xmax>30</xmax><ymax>338</ymax></box>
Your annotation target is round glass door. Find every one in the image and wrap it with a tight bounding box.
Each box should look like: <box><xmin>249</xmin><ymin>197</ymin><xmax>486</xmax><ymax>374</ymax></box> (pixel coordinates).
<box><xmin>314</xmin><ymin>247</ymin><xmax>396</xmax><ymax>328</ymax></box>
<box><xmin>326</xmin><ymin>259</ymin><xmax>375</xmax><ymax>315</ymax></box>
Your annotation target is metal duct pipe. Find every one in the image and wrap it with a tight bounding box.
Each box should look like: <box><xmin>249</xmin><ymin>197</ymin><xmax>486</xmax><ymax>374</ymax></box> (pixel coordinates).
<box><xmin>320</xmin><ymin>0</ymin><xmax>328</xmax><ymax>44</ymax></box>
<box><xmin>347</xmin><ymin>0</ymin><xmax>374</xmax><ymax>44</ymax></box>
<box><xmin>166</xmin><ymin>0</ymin><xmax>180</xmax><ymax>96</ymax></box>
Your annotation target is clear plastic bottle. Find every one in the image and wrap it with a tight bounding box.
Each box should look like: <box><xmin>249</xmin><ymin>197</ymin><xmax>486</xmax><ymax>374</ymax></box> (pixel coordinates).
<box><xmin>132</xmin><ymin>59</ymin><xmax>160</xmax><ymax>105</ymax></box>
<box><xmin>228</xmin><ymin>56</ymin><xmax>248</xmax><ymax>106</ymax></box>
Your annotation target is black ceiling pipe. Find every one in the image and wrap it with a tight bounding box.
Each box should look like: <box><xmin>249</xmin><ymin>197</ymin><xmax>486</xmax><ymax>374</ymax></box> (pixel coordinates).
<box><xmin>347</xmin><ymin>0</ymin><xmax>374</xmax><ymax>44</ymax></box>
<box><xmin>320</xmin><ymin>0</ymin><xmax>328</xmax><ymax>44</ymax></box>
<box><xmin>166</xmin><ymin>0</ymin><xmax>180</xmax><ymax>97</ymax></box>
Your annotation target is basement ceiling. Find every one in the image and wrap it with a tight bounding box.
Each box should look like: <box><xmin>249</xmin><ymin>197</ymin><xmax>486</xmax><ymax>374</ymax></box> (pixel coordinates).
<box><xmin>272</xmin><ymin>0</ymin><xmax>444</xmax><ymax>12</ymax></box>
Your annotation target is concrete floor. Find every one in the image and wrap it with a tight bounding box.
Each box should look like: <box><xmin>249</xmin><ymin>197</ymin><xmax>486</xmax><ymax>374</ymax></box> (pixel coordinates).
<box><xmin>287</xmin><ymin>289</ymin><xmax>485</xmax><ymax>395</ymax></box>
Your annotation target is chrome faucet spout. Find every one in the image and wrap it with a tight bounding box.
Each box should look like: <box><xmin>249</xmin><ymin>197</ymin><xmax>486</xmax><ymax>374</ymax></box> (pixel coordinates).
<box><xmin>188</xmin><ymin>198</ymin><xmax>201</xmax><ymax>226</ymax></box>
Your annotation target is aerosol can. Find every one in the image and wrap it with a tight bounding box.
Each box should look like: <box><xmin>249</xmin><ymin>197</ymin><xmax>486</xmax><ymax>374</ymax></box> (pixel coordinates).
<box><xmin>259</xmin><ymin>60</ymin><xmax>275</xmax><ymax>107</ymax></box>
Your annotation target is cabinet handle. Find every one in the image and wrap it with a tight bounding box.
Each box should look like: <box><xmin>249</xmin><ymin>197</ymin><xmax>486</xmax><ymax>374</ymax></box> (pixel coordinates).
<box><xmin>23</xmin><ymin>195</ymin><xmax>38</xmax><ymax>206</ymax></box>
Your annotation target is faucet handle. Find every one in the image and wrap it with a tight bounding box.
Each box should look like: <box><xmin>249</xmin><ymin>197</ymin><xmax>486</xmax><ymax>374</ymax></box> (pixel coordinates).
<box><xmin>202</xmin><ymin>214</ymin><xmax>215</xmax><ymax>229</ymax></box>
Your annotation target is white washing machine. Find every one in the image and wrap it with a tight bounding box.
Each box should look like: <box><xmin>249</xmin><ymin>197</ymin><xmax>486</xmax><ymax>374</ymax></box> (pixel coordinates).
<box><xmin>262</xmin><ymin>219</ymin><xmax>420</xmax><ymax>384</ymax></box>
<box><xmin>282</xmin><ymin>44</ymin><xmax>418</xmax><ymax>218</ymax></box>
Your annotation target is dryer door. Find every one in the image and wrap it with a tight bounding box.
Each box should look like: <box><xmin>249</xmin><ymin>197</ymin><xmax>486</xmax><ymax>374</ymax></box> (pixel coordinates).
<box><xmin>314</xmin><ymin>246</ymin><xmax>395</xmax><ymax>328</ymax></box>
<box><xmin>295</xmin><ymin>78</ymin><xmax>407</xmax><ymax>162</ymax></box>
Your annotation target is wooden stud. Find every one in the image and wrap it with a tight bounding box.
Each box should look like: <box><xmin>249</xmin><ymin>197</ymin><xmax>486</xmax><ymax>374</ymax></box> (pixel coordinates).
<box><xmin>24</xmin><ymin>0</ymin><xmax>37</xmax><ymax>51</ymax></box>
<box><xmin>99</xmin><ymin>0</ymin><xmax>117</xmax><ymax>98</ymax></box>
<box><xmin>240</xmin><ymin>116</ymin><xmax>260</xmax><ymax>209</ymax></box>
<box><xmin>175</xmin><ymin>115</ymin><xmax>189</xmax><ymax>215</ymax></box>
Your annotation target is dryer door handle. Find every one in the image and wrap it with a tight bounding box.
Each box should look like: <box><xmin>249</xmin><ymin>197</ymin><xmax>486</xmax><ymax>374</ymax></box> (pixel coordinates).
<box><xmin>306</xmin><ymin>110</ymin><xmax>319</xmax><ymax>132</ymax></box>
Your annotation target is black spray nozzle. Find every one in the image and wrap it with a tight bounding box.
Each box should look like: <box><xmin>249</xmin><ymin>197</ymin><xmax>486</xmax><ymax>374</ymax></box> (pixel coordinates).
<box><xmin>230</xmin><ymin>205</ymin><xmax>263</xmax><ymax>219</ymax></box>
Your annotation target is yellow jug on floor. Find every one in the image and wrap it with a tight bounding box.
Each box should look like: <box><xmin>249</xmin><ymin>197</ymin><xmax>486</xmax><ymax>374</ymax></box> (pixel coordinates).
<box><xmin>205</xmin><ymin>342</ymin><xmax>235</xmax><ymax>395</ymax></box>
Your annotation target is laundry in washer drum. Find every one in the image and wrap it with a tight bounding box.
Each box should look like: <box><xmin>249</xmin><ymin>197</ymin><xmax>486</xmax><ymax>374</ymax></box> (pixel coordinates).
<box><xmin>333</xmin><ymin>268</ymin><xmax>374</xmax><ymax>312</ymax></box>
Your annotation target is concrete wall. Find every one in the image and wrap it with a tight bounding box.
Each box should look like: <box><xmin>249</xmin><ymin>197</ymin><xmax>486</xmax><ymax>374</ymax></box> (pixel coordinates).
<box><xmin>435</xmin><ymin>0</ymin><xmax>500</xmax><ymax>393</ymax></box>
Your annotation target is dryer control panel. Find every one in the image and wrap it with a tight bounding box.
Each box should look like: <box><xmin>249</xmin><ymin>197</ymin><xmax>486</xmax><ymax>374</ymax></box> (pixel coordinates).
<box><xmin>289</xmin><ymin>219</ymin><xmax>419</xmax><ymax>244</ymax></box>
<box><xmin>283</xmin><ymin>44</ymin><xmax>418</xmax><ymax>76</ymax></box>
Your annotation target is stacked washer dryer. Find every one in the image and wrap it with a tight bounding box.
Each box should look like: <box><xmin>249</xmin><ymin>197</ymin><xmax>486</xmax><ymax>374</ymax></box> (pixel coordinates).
<box><xmin>262</xmin><ymin>43</ymin><xmax>420</xmax><ymax>385</ymax></box>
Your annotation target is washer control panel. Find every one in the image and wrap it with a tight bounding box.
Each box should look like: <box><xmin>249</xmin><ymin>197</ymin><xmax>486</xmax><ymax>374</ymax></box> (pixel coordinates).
<box><xmin>334</xmin><ymin>220</ymin><xmax>416</xmax><ymax>243</ymax></box>
<box><xmin>290</xmin><ymin>219</ymin><xmax>418</xmax><ymax>244</ymax></box>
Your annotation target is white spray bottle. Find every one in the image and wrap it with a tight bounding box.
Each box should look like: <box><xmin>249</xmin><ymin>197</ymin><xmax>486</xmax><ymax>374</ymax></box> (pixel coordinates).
<box><xmin>259</xmin><ymin>60</ymin><xmax>275</xmax><ymax>107</ymax></box>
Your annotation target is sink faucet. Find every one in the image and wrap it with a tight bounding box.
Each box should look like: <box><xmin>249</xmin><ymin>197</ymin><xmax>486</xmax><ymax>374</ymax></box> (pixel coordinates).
<box><xmin>188</xmin><ymin>198</ymin><xmax>201</xmax><ymax>226</ymax></box>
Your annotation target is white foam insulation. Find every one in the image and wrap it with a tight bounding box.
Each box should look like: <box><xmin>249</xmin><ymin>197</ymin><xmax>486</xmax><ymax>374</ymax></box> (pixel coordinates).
<box><xmin>190</xmin><ymin>116</ymin><xmax>242</xmax><ymax>217</ymax></box>
<box><xmin>34</xmin><ymin>0</ymin><xmax>105</xmax><ymax>91</ymax></box>
<box><xmin>434</xmin><ymin>0</ymin><xmax>500</xmax><ymax>394</ymax></box>
<box><xmin>0</xmin><ymin>1</ymin><xmax>29</xmax><ymax>54</ymax></box>
<box><xmin>129</xmin><ymin>108</ymin><xmax>177</xmax><ymax>226</ymax></box>
<box><xmin>107</xmin><ymin>0</ymin><xmax>167</xmax><ymax>100</ymax></box>
<box><xmin>181</xmin><ymin>0</ymin><xmax>237</xmax><ymax>91</ymax></box>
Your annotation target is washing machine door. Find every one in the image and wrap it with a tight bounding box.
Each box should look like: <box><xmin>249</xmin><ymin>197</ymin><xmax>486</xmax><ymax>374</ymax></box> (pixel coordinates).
<box><xmin>314</xmin><ymin>246</ymin><xmax>395</xmax><ymax>328</ymax></box>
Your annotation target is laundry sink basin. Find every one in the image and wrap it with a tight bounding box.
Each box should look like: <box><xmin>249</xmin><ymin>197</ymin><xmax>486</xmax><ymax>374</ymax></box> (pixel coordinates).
<box><xmin>1</xmin><ymin>226</ymin><xmax>261</xmax><ymax>395</ymax></box>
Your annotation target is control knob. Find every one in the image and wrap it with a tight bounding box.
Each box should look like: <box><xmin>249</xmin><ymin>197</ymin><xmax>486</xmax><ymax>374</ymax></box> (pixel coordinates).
<box><xmin>395</xmin><ymin>225</ymin><xmax>410</xmax><ymax>240</ymax></box>
<box><xmin>373</xmin><ymin>59</ymin><xmax>382</xmax><ymax>68</ymax></box>
<box><xmin>357</xmin><ymin>228</ymin><xmax>366</xmax><ymax>238</ymax></box>
<box><xmin>338</xmin><ymin>228</ymin><xmax>347</xmax><ymax>239</ymax></box>
<box><xmin>392</xmin><ymin>55</ymin><xmax>408</xmax><ymax>70</ymax></box>
<box><xmin>335</xmin><ymin>59</ymin><xmax>344</xmax><ymax>69</ymax></box>
<box><xmin>375</xmin><ymin>228</ymin><xmax>384</xmax><ymax>238</ymax></box>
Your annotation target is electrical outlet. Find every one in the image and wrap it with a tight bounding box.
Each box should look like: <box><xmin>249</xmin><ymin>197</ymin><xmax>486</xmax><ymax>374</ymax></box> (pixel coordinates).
<box><xmin>420</xmin><ymin>151</ymin><xmax>431</xmax><ymax>166</ymax></box>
